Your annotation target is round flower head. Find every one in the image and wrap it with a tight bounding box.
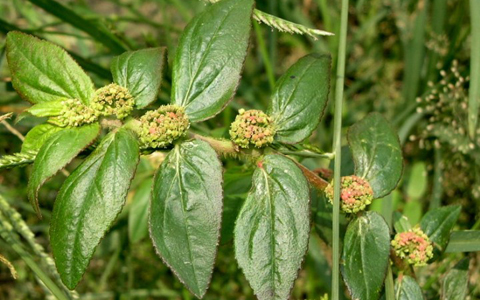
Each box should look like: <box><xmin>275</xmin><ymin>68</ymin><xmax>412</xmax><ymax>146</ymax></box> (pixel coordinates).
<box><xmin>325</xmin><ymin>175</ymin><xmax>374</xmax><ymax>213</ymax></box>
<box><xmin>92</xmin><ymin>83</ymin><xmax>134</xmax><ymax>119</ymax></box>
<box><xmin>50</xmin><ymin>98</ymin><xmax>97</xmax><ymax>127</ymax></box>
<box><xmin>391</xmin><ymin>228</ymin><xmax>434</xmax><ymax>266</ymax></box>
<box><xmin>138</xmin><ymin>105</ymin><xmax>189</xmax><ymax>149</ymax></box>
<box><xmin>229</xmin><ymin>109</ymin><xmax>276</xmax><ymax>148</ymax></box>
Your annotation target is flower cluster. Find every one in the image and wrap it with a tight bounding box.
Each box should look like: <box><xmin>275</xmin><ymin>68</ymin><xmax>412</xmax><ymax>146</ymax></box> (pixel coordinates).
<box><xmin>49</xmin><ymin>99</ymin><xmax>97</xmax><ymax>127</ymax></box>
<box><xmin>229</xmin><ymin>109</ymin><xmax>276</xmax><ymax>148</ymax></box>
<box><xmin>92</xmin><ymin>83</ymin><xmax>134</xmax><ymax>119</ymax></box>
<box><xmin>325</xmin><ymin>175</ymin><xmax>374</xmax><ymax>214</ymax></box>
<box><xmin>391</xmin><ymin>228</ymin><xmax>434</xmax><ymax>266</ymax></box>
<box><xmin>138</xmin><ymin>105</ymin><xmax>189</xmax><ymax>149</ymax></box>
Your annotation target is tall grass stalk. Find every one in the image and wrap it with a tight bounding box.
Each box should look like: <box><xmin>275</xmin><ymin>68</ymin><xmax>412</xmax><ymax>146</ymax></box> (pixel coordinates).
<box><xmin>331</xmin><ymin>0</ymin><xmax>349</xmax><ymax>298</ymax></box>
<box><xmin>468</xmin><ymin>0</ymin><xmax>480</xmax><ymax>139</ymax></box>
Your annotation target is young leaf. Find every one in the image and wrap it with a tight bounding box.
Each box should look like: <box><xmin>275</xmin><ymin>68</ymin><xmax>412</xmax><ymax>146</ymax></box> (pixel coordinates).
<box><xmin>6</xmin><ymin>32</ymin><xmax>95</xmax><ymax>105</ymax></box>
<box><xmin>26</xmin><ymin>100</ymin><xmax>65</xmax><ymax>117</ymax></box>
<box><xmin>111</xmin><ymin>48</ymin><xmax>167</xmax><ymax>108</ymax></box>
<box><xmin>50</xmin><ymin>128</ymin><xmax>139</xmax><ymax>289</ymax></box>
<box><xmin>21</xmin><ymin>123</ymin><xmax>63</xmax><ymax>153</ymax></box>
<box><xmin>342</xmin><ymin>211</ymin><xmax>390</xmax><ymax>300</ymax></box>
<box><xmin>445</xmin><ymin>230</ymin><xmax>480</xmax><ymax>253</ymax></box>
<box><xmin>420</xmin><ymin>205</ymin><xmax>461</xmax><ymax>250</ymax></box>
<box><xmin>441</xmin><ymin>258</ymin><xmax>469</xmax><ymax>300</ymax></box>
<box><xmin>394</xmin><ymin>276</ymin><xmax>424</xmax><ymax>300</ymax></box>
<box><xmin>234</xmin><ymin>154</ymin><xmax>310</xmax><ymax>300</ymax></box>
<box><xmin>269</xmin><ymin>54</ymin><xmax>331</xmax><ymax>144</ymax></box>
<box><xmin>27</xmin><ymin>124</ymin><xmax>101</xmax><ymax>218</ymax></box>
<box><xmin>149</xmin><ymin>140</ymin><xmax>223</xmax><ymax>298</ymax></box>
<box><xmin>171</xmin><ymin>0</ymin><xmax>254</xmax><ymax>122</ymax></box>
<box><xmin>128</xmin><ymin>177</ymin><xmax>153</xmax><ymax>244</ymax></box>
<box><xmin>393</xmin><ymin>212</ymin><xmax>412</xmax><ymax>233</ymax></box>
<box><xmin>348</xmin><ymin>112</ymin><xmax>403</xmax><ymax>198</ymax></box>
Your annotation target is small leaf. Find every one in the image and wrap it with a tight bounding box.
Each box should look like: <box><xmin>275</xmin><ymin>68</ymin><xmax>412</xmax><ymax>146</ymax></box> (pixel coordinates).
<box><xmin>420</xmin><ymin>205</ymin><xmax>461</xmax><ymax>250</ymax></box>
<box><xmin>445</xmin><ymin>230</ymin><xmax>480</xmax><ymax>253</ymax></box>
<box><xmin>50</xmin><ymin>128</ymin><xmax>139</xmax><ymax>289</ymax></box>
<box><xmin>441</xmin><ymin>258</ymin><xmax>469</xmax><ymax>300</ymax></box>
<box><xmin>6</xmin><ymin>32</ymin><xmax>95</xmax><ymax>104</ymax></box>
<box><xmin>348</xmin><ymin>112</ymin><xmax>403</xmax><ymax>198</ymax></box>
<box><xmin>234</xmin><ymin>154</ymin><xmax>310</xmax><ymax>300</ymax></box>
<box><xmin>128</xmin><ymin>177</ymin><xmax>153</xmax><ymax>244</ymax></box>
<box><xmin>26</xmin><ymin>100</ymin><xmax>65</xmax><ymax>117</ymax></box>
<box><xmin>269</xmin><ymin>54</ymin><xmax>331</xmax><ymax>144</ymax></box>
<box><xmin>393</xmin><ymin>212</ymin><xmax>412</xmax><ymax>233</ymax></box>
<box><xmin>21</xmin><ymin>123</ymin><xmax>63</xmax><ymax>153</ymax></box>
<box><xmin>342</xmin><ymin>211</ymin><xmax>390</xmax><ymax>300</ymax></box>
<box><xmin>27</xmin><ymin>124</ymin><xmax>101</xmax><ymax>217</ymax></box>
<box><xmin>111</xmin><ymin>48</ymin><xmax>167</xmax><ymax>108</ymax></box>
<box><xmin>171</xmin><ymin>0</ymin><xmax>254</xmax><ymax>122</ymax></box>
<box><xmin>149</xmin><ymin>140</ymin><xmax>223</xmax><ymax>298</ymax></box>
<box><xmin>394</xmin><ymin>276</ymin><xmax>424</xmax><ymax>300</ymax></box>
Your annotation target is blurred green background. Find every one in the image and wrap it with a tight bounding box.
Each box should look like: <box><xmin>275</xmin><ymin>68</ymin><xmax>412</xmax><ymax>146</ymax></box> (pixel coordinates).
<box><xmin>0</xmin><ymin>0</ymin><xmax>478</xmax><ymax>299</ymax></box>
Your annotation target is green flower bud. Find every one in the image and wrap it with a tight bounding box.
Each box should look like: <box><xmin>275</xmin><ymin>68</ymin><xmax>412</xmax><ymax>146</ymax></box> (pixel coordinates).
<box><xmin>138</xmin><ymin>105</ymin><xmax>190</xmax><ymax>149</ymax></box>
<box><xmin>49</xmin><ymin>98</ymin><xmax>98</xmax><ymax>127</ymax></box>
<box><xmin>229</xmin><ymin>109</ymin><xmax>276</xmax><ymax>148</ymax></box>
<box><xmin>92</xmin><ymin>83</ymin><xmax>134</xmax><ymax>119</ymax></box>
<box><xmin>325</xmin><ymin>175</ymin><xmax>374</xmax><ymax>214</ymax></box>
<box><xmin>391</xmin><ymin>228</ymin><xmax>434</xmax><ymax>266</ymax></box>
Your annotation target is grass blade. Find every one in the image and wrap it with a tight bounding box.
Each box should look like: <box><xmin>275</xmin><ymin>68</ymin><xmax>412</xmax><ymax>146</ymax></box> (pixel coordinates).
<box><xmin>468</xmin><ymin>0</ymin><xmax>480</xmax><ymax>138</ymax></box>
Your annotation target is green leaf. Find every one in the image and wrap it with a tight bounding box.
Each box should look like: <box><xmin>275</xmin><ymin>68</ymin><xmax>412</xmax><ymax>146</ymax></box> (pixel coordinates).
<box><xmin>149</xmin><ymin>140</ymin><xmax>223</xmax><ymax>298</ymax></box>
<box><xmin>128</xmin><ymin>177</ymin><xmax>153</xmax><ymax>244</ymax></box>
<box><xmin>6</xmin><ymin>32</ymin><xmax>95</xmax><ymax>105</ymax></box>
<box><xmin>441</xmin><ymin>258</ymin><xmax>469</xmax><ymax>300</ymax></box>
<box><xmin>26</xmin><ymin>100</ymin><xmax>64</xmax><ymax>117</ymax></box>
<box><xmin>234</xmin><ymin>154</ymin><xmax>310</xmax><ymax>300</ymax></box>
<box><xmin>348</xmin><ymin>112</ymin><xmax>403</xmax><ymax>198</ymax></box>
<box><xmin>269</xmin><ymin>54</ymin><xmax>331</xmax><ymax>144</ymax></box>
<box><xmin>220</xmin><ymin>168</ymin><xmax>252</xmax><ymax>245</ymax></box>
<box><xmin>50</xmin><ymin>128</ymin><xmax>139</xmax><ymax>289</ymax></box>
<box><xmin>27</xmin><ymin>124</ymin><xmax>101</xmax><ymax>217</ymax></box>
<box><xmin>21</xmin><ymin>123</ymin><xmax>63</xmax><ymax>153</ymax></box>
<box><xmin>394</xmin><ymin>276</ymin><xmax>424</xmax><ymax>300</ymax></box>
<box><xmin>342</xmin><ymin>211</ymin><xmax>390</xmax><ymax>300</ymax></box>
<box><xmin>171</xmin><ymin>0</ymin><xmax>254</xmax><ymax>122</ymax></box>
<box><xmin>445</xmin><ymin>231</ymin><xmax>480</xmax><ymax>253</ymax></box>
<box><xmin>393</xmin><ymin>212</ymin><xmax>412</xmax><ymax>233</ymax></box>
<box><xmin>111</xmin><ymin>48</ymin><xmax>167</xmax><ymax>108</ymax></box>
<box><xmin>420</xmin><ymin>205</ymin><xmax>461</xmax><ymax>250</ymax></box>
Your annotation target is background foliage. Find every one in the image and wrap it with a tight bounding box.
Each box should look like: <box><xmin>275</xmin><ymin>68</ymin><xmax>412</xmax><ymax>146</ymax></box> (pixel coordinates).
<box><xmin>0</xmin><ymin>0</ymin><xmax>478</xmax><ymax>299</ymax></box>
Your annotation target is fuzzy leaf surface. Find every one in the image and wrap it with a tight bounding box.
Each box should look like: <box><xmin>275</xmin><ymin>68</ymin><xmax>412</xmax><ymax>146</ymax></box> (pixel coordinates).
<box><xmin>342</xmin><ymin>211</ymin><xmax>390</xmax><ymax>300</ymax></box>
<box><xmin>6</xmin><ymin>31</ymin><xmax>94</xmax><ymax>104</ymax></box>
<box><xmin>149</xmin><ymin>140</ymin><xmax>223</xmax><ymax>298</ymax></box>
<box><xmin>111</xmin><ymin>48</ymin><xmax>166</xmax><ymax>108</ymax></box>
<box><xmin>171</xmin><ymin>0</ymin><xmax>253</xmax><ymax>121</ymax></box>
<box><xmin>27</xmin><ymin>124</ymin><xmax>100</xmax><ymax>217</ymax></box>
<box><xmin>50</xmin><ymin>128</ymin><xmax>139</xmax><ymax>289</ymax></box>
<box><xmin>234</xmin><ymin>154</ymin><xmax>310</xmax><ymax>300</ymax></box>
<box><xmin>348</xmin><ymin>112</ymin><xmax>403</xmax><ymax>198</ymax></box>
<box><xmin>269</xmin><ymin>54</ymin><xmax>331</xmax><ymax>144</ymax></box>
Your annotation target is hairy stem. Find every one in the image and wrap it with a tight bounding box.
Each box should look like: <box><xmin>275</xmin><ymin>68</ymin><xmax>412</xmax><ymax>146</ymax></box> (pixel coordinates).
<box><xmin>331</xmin><ymin>0</ymin><xmax>349</xmax><ymax>298</ymax></box>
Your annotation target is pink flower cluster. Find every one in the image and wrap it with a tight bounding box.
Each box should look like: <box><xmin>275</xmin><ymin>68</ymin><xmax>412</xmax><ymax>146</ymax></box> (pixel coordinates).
<box><xmin>325</xmin><ymin>175</ymin><xmax>374</xmax><ymax>213</ymax></box>
<box><xmin>391</xmin><ymin>228</ymin><xmax>433</xmax><ymax>266</ymax></box>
